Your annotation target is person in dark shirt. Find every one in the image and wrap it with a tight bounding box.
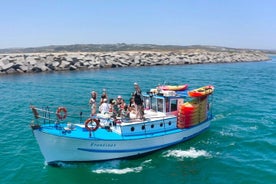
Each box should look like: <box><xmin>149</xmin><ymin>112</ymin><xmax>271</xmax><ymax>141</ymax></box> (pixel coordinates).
<box><xmin>133</xmin><ymin>82</ymin><xmax>144</xmax><ymax>119</ymax></box>
<box><xmin>100</xmin><ymin>88</ymin><xmax>108</xmax><ymax>105</ymax></box>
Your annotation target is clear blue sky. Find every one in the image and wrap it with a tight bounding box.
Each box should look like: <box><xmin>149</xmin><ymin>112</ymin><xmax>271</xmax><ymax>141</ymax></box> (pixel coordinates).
<box><xmin>1</xmin><ymin>0</ymin><xmax>275</xmax><ymax>49</ymax></box>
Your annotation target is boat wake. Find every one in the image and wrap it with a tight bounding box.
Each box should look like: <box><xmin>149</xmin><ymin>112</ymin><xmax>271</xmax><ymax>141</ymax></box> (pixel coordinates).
<box><xmin>163</xmin><ymin>147</ymin><xmax>211</xmax><ymax>160</ymax></box>
<box><xmin>92</xmin><ymin>166</ymin><xmax>142</xmax><ymax>174</ymax></box>
<box><xmin>219</xmin><ymin>129</ymin><xmax>234</xmax><ymax>137</ymax></box>
<box><xmin>44</xmin><ymin>161</ymin><xmax>79</xmax><ymax>168</ymax></box>
<box><xmin>91</xmin><ymin>159</ymin><xmax>152</xmax><ymax>174</ymax></box>
<box><xmin>213</xmin><ymin>113</ymin><xmax>232</xmax><ymax>121</ymax></box>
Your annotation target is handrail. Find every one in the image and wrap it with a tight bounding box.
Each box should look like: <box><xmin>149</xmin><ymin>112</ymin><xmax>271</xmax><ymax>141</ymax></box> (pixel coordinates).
<box><xmin>30</xmin><ymin>105</ymin><xmax>90</xmax><ymax>124</ymax></box>
<box><xmin>36</xmin><ymin>116</ymin><xmax>56</xmax><ymax>122</ymax></box>
<box><xmin>34</xmin><ymin>107</ymin><xmax>55</xmax><ymax>114</ymax></box>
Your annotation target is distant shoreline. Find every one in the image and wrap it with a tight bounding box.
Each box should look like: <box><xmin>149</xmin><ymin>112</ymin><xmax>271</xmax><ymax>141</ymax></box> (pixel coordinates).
<box><xmin>0</xmin><ymin>49</ymin><xmax>270</xmax><ymax>75</ymax></box>
<box><xmin>1</xmin><ymin>43</ymin><xmax>275</xmax><ymax>54</ymax></box>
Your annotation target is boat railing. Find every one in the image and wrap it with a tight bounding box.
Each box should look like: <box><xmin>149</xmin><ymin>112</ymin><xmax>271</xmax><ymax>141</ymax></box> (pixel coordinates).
<box><xmin>30</xmin><ymin>105</ymin><xmax>90</xmax><ymax>126</ymax></box>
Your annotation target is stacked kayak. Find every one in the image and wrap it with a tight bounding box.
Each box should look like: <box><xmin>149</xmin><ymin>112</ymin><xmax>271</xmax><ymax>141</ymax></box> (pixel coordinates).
<box><xmin>177</xmin><ymin>97</ymin><xmax>208</xmax><ymax>128</ymax></box>
<box><xmin>159</xmin><ymin>84</ymin><xmax>188</xmax><ymax>91</ymax></box>
<box><xmin>188</xmin><ymin>85</ymin><xmax>214</xmax><ymax>98</ymax></box>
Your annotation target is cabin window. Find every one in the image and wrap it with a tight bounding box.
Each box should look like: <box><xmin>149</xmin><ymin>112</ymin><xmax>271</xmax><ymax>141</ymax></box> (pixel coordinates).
<box><xmin>170</xmin><ymin>99</ymin><xmax>178</xmax><ymax>111</ymax></box>
<box><xmin>151</xmin><ymin>98</ymin><xmax>157</xmax><ymax>111</ymax></box>
<box><xmin>166</xmin><ymin>98</ymin><xmax>169</xmax><ymax>112</ymax></box>
<box><xmin>157</xmin><ymin>98</ymin><xmax>164</xmax><ymax>112</ymax></box>
<box><xmin>149</xmin><ymin>97</ymin><xmax>165</xmax><ymax>112</ymax></box>
<box><xmin>143</xmin><ymin>97</ymin><xmax>151</xmax><ymax>110</ymax></box>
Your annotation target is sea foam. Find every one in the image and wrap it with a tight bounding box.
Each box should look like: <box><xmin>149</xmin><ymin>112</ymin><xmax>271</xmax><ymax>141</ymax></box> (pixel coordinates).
<box><xmin>164</xmin><ymin>147</ymin><xmax>211</xmax><ymax>160</ymax></box>
<box><xmin>92</xmin><ymin>166</ymin><xmax>143</xmax><ymax>174</ymax></box>
<box><xmin>91</xmin><ymin>159</ymin><xmax>152</xmax><ymax>174</ymax></box>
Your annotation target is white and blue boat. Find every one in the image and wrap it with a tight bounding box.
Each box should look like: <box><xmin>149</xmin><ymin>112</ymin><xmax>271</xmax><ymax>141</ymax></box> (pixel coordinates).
<box><xmin>30</xmin><ymin>85</ymin><xmax>214</xmax><ymax>164</ymax></box>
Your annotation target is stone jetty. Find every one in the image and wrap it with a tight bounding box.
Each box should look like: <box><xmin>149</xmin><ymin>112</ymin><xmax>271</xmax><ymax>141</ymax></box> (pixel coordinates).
<box><xmin>0</xmin><ymin>49</ymin><xmax>270</xmax><ymax>74</ymax></box>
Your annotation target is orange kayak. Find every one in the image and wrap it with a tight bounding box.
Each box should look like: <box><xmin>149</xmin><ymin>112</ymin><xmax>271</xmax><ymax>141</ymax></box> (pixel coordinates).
<box><xmin>188</xmin><ymin>85</ymin><xmax>214</xmax><ymax>98</ymax></box>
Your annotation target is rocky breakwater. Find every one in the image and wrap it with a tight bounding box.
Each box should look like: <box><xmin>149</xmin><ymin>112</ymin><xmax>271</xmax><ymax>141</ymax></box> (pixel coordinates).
<box><xmin>0</xmin><ymin>50</ymin><xmax>270</xmax><ymax>74</ymax></box>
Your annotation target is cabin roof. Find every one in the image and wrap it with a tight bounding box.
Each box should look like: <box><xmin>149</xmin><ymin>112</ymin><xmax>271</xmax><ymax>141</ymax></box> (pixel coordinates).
<box><xmin>143</xmin><ymin>90</ymin><xmax>188</xmax><ymax>99</ymax></box>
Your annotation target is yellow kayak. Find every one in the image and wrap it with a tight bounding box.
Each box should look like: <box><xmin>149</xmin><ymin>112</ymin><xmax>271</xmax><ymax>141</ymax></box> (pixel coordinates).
<box><xmin>159</xmin><ymin>84</ymin><xmax>188</xmax><ymax>91</ymax></box>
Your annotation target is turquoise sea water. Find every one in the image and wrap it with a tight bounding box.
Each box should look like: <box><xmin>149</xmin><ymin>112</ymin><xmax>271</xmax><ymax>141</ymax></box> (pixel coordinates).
<box><xmin>0</xmin><ymin>57</ymin><xmax>275</xmax><ymax>184</ymax></box>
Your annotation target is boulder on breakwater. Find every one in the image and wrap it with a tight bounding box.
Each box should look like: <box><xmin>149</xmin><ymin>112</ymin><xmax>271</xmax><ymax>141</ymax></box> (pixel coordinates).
<box><xmin>0</xmin><ymin>50</ymin><xmax>270</xmax><ymax>74</ymax></box>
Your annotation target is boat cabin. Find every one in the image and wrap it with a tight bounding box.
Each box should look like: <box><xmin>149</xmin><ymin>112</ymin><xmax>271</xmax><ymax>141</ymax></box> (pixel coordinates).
<box><xmin>142</xmin><ymin>91</ymin><xmax>186</xmax><ymax>115</ymax></box>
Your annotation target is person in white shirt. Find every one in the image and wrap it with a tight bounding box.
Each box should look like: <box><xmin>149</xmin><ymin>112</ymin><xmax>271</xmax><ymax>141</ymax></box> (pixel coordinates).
<box><xmin>99</xmin><ymin>98</ymin><xmax>109</xmax><ymax>114</ymax></box>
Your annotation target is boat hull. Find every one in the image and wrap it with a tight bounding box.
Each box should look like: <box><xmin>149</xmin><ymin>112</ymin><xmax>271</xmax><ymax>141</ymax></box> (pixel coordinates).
<box><xmin>33</xmin><ymin>121</ymin><xmax>210</xmax><ymax>163</ymax></box>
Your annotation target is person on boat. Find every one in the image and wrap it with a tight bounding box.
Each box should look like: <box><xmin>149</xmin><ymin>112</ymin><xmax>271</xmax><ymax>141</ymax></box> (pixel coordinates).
<box><xmin>120</xmin><ymin>104</ymin><xmax>130</xmax><ymax>119</ymax></box>
<box><xmin>108</xmin><ymin>99</ymin><xmax>115</xmax><ymax>112</ymax></box>
<box><xmin>99</xmin><ymin>98</ymin><xmax>109</xmax><ymax>114</ymax></box>
<box><xmin>128</xmin><ymin>96</ymin><xmax>136</xmax><ymax>112</ymax></box>
<box><xmin>127</xmin><ymin>96</ymin><xmax>136</xmax><ymax>119</ymax></box>
<box><xmin>108</xmin><ymin>99</ymin><xmax>117</xmax><ymax>118</ymax></box>
<box><xmin>133</xmin><ymin>82</ymin><xmax>144</xmax><ymax>119</ymax></box>
<box><xmin>115</xmin><ymin>95</ymin><xmax>126</xmax><ymax>117</ymax></box>
<box><xmin>89</xmin><ymin>91</ymin><xmax>97</xmax><ymax>116</ymax></box>
<box><xmin>100</xmin><ymin>88</ymin><xmax>108</xmax><ymax>105</ymax></box>
<box><xmin>113</xmin><ymin>101</ymin><xmax>120</xmax><ymax>118</ymax></box>
<box><xmin>116</xmin><ymin>95</ymin><xmax>124</xmax><ymax>107</ymax></box>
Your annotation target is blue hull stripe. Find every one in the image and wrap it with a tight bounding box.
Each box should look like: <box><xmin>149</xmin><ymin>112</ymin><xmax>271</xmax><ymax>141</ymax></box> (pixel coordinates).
<box><xmin>77</xmin><ymin>126</ymin><xmax>209</xmax><ymax>153</ymax></box>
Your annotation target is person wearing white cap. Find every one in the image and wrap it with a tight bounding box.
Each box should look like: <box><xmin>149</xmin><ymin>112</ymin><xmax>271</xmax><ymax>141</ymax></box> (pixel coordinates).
<box><xmin>116</xmin><ymin>95</ymin><xmax>123</xmax><ymax>106</ymax></box>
